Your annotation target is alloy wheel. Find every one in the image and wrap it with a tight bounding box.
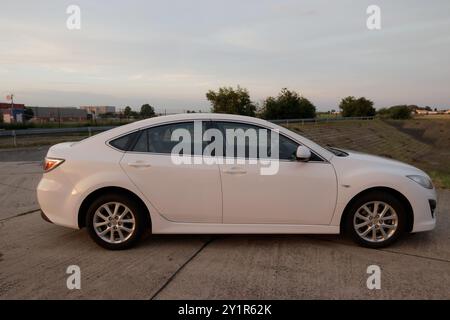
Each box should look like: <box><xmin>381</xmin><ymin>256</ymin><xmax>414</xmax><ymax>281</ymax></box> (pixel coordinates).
<box><xmin>93</xmin><ymin>202</ymin><xmax>136</xmax><ymax>244</ymax></box>
<box><xmin>353</xmin><ymin>201</ymin><xmax>398</xmax><ymax>243</ymax></box>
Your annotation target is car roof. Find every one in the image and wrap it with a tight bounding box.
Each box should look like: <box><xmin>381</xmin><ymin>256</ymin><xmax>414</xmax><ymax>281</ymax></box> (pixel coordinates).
<box><xmin>99</xmin><ymin>113</ymin><xmax>279</xmax><ymax>134</ymax></box>
<box><xmin>132</xmin><ymin>113</ymin><xmax>269</xmax><ymax>125</ymax></box>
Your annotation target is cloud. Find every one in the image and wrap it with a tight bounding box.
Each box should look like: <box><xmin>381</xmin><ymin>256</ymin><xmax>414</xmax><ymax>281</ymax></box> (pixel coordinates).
<box><xmin>0</xmin><ymin>0</ymin><xmax>449</xmax><ymax>110</ymax></box>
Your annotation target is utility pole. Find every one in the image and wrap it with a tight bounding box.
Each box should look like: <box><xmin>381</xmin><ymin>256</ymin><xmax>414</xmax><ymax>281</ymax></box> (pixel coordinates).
<box><xmin>10</xmin><ymin>94</ymin><xmax>14</xmax><ymax>123</ymax></box>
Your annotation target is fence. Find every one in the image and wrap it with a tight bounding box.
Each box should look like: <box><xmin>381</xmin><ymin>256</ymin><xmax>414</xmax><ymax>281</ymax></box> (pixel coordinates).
<box><xmin>0</xmin><ymin>126</ymin><xmax>115</xmax><ymax>137</ymax></box>
<box><xmin>0</xmin><ymin>126</ymin><xmax>115</xmax><ymax>148</ymax></box>
<box><xmin>0</xmin><ymin>116</ymin><xmax>374</xmax><ymax>147</ymax></box>
<box><xmin>270</xmin><ymin>116</ymin><xmax>374</xmax><ymax>126</ymax></box>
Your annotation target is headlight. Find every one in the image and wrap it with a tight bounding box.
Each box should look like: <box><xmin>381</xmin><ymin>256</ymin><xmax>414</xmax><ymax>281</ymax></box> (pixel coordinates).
<box><xmin>407</xmin><ymin>175</ymin><xmax>433</xmax><ymax>189</ymax></box>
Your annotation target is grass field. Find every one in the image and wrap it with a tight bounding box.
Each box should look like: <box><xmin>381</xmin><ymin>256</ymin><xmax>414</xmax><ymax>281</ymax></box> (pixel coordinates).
<box><xmin>413</xmin><ymin>114</ymin><xmax>450</xmax><ymax>120</ymax></box>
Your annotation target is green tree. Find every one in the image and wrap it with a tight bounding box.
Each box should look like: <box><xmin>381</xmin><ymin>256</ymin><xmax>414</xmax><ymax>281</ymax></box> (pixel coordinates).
<box><xmin>140</xmin><ymin>104</ymin><xmax>155</xmax><ymax>118</ymax></box>
<box><xmin>390</xmin><ymin>105</ymin><xmax>412</xmax><ymax>119</ymax></box>
<box><xmin>339</xmin><ymin>96</ymin><xmax>376</xmax><ymax>117</ymax></box>
<box><xmin>130</xmin><ymin>111</ymin><xmax>139</xmax><ymax>118</ymax></box>
<box><xmin>123</xmin><ymin>106</ymin><xmax>132</xmax><ymax>118</ymax></box>
<box><xmin>259</xmin><ymin>88</ymin><xmax>316</xmax><ymax>120</ymax></box>
<box><xmin>378</xmin><ymin>105</ymin><xmax>412</xmax><ymax>119</ymax></box>
<box><xmin>206</xmin><ymin>86</ymin><xmax>256</xmax><ymax>116</ymax></box>
<box><xmin>376</xmin><ymin>107</ymin><xmax>390</xmax><ymax>117</ymax></box>
<box><xmin>23</xmin><ymin>107</ymin><xmax>34</xmax><ymax>122</ymax></box>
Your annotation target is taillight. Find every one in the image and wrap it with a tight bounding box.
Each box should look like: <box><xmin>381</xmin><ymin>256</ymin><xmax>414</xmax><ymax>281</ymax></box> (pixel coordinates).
<box><xmin>43</xmin><ymin>158</ymin><xmax>65</xmax><ymax>172</ymax></box>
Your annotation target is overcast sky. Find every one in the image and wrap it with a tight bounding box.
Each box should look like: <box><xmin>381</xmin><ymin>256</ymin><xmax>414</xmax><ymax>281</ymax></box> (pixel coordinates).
<box><xmin>0</xmin><ymin>0</ymin><xmax>449</xmax><ymax>112</ymax></box>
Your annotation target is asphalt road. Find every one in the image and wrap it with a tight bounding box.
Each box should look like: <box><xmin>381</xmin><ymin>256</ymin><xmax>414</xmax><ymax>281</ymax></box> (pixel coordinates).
<box><xmin>0</xmin><ymin>148</ymin><xmax>449</xmax><ymax>299</ymax></box>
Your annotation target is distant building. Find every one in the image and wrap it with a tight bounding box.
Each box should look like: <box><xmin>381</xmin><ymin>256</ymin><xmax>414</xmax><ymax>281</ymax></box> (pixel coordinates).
<box><xmin>29</xmin><ymin>107</ymin><xmax>87</xmax><ymax>122</ymax></box>
<box><xmin>80</xmin><ymin>106</ymin><xmax>116</xmax><ymax>116</ymax></box>
<box><xmin>0</xmin><ymin>102</ymin><xmax>25</xmax><ymax>123</ymax></box>
<box><xmin>414</xmin><ymin>109</ymin><xmax>438</xmax><ymax>115</ymax></box>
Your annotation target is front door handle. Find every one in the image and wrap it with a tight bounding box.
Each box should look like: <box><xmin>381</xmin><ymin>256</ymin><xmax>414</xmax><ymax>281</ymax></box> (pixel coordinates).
<box><xmin>127</xmin><ymin>161</ymin><xmax>152</xmax><ymax>168</ymax></box>
<box><xmin>223</xmin><ymin>167</ymin><xmax>247</xmax><ymax>175</ymax></box>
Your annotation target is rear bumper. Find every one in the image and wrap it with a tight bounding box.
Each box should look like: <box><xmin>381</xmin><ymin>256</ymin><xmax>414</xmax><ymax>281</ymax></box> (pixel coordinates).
<box><xmin>36</xmin><ymin>175</ymin><xmax>80</xmax><ymax>229</ymax></box>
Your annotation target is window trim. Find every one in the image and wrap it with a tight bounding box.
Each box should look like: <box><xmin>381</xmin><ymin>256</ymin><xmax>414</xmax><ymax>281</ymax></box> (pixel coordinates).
<box><xmin>106</xmin><ymin>118</ymin><xmax>329</xmax><ymax>163</ymax></box>
<box><xmin>108</xmin><ymin>120</ymin><xmax>213</xmax><ymax>156</ymax></box>
<box><xmin>212</xmin><ymin>120</ymin><xmax>327</xmax><ymax>163</ymax></box>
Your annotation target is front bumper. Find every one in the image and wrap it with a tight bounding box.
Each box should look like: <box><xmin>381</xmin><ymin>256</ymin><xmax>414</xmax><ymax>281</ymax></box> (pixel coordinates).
<box><xmin>410</xmin><ymin>187</ymin><xmax>437</xmax><ymax>233</ymax></box>
<box><xmin>40</xmin><ymin>210</ymin><xmax>53</xmax><ymax>223</ymax></box>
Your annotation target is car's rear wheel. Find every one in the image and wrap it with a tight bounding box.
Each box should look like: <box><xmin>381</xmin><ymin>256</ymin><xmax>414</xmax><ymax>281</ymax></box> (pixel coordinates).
<box><xmin>86</xmin><ymin>193</ymin><xmax>147</xmax><ymax>250</ymax></box>
<box><xmin>346</xmin><ymin>191</ymin><xmax>406</xmax><ymax>248</ymax></box>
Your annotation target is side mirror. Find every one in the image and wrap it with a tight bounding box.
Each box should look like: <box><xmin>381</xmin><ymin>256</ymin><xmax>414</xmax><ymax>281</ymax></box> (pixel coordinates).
<box><xmin>296</xmin><ymin>145</ymin><xmax>311</xmax><ymax>162</ymax></box>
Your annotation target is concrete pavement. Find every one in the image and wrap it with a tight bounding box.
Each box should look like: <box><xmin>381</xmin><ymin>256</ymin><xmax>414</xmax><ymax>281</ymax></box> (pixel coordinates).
<box><xmin>0</xmin><ymin>146</ymin><xmax>49</xmax><ymax>162</ymax></box>
<box><xmin>0</xmin><ymin>161</ymin><xmax>42</xmax><ymax>220</ymax></box>
<box><xmin>0</xmin><ymin>159</ymin><xmax>449</xmax><ymax>299</ymax></box>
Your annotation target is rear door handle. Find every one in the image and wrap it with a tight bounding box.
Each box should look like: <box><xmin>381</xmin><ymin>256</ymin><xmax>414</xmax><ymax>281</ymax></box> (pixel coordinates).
<box><xmin>223</xmin><ymin>167</ymin><xmax>247</xmax><ymax>175</ymax></box>
<box><xmin>128</xmin><ymin>161</ymin><xmax>152</xmax><ymax>168</ymax></box>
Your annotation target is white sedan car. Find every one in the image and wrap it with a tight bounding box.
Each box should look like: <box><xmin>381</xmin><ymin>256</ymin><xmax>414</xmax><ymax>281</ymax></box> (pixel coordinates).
<box><xmin>37</xmin><ymin>114</ymin><xmax>436</xmax><ymax>250</ymax></box>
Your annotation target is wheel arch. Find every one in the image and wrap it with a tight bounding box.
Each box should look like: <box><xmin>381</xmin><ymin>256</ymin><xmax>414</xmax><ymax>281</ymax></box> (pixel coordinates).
<box><xmin>339</xmin><ymin>186</ymin><xmax>414</xmax><ymax>233</ymax></box>
<box><xmin>78</xmin><ymin>186</ymin><xmax>151</xmax><ymax>230</ymax></box>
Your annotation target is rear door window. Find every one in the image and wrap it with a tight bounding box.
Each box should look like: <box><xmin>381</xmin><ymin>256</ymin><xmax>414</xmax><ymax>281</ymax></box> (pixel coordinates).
<box><xmin>131</xmin><ymin>121</ymin><xmax>210</xmax><ymax>155</ymax></box>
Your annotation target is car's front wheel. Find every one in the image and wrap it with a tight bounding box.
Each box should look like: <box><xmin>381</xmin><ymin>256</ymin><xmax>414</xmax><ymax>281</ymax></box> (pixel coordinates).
<box><xmin>346</xmin><ymin>191</ymin><xmax>406</xmax><ymax>248</ymax></box>
<box><xmin>86</xmin><ymin>193</ymin><xmax>147</xmax><ymax>250</ymax></box>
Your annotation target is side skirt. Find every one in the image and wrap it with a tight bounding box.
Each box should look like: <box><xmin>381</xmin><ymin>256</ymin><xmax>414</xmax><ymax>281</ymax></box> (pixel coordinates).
<box><xmin>153</xmin><ymin>222</ymin><xmax>339</xmax><ymax>234</ymax></box>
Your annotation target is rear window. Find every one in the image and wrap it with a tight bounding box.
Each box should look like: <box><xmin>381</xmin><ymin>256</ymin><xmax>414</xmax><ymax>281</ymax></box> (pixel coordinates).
<box><xmin>109</xmin><ymin>131</ymin><xmax>139</xmax><ymax>151</ymax></box>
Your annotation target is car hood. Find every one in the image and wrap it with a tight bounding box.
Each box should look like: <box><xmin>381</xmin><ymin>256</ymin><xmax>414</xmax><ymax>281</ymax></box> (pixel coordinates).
<box><xmin>339</xmin><ymin>149</ymin><xmax>427</xmax><ymax>175</ymax></box>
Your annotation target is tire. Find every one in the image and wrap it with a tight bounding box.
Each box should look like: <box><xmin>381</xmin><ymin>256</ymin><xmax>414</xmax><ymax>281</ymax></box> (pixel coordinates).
<box><xmin>85</xmin><ymin>193</ymin><xmax>148</xmax><ymax>250</ymax></box>
<box><xmin>345</xmin><ymin>191</ymin><xmax>406</xmax><ymax>248</ymax></box>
